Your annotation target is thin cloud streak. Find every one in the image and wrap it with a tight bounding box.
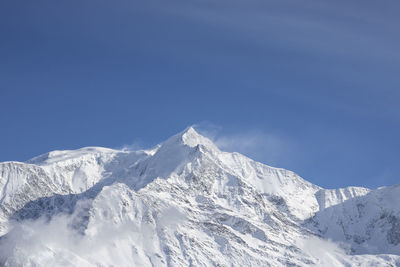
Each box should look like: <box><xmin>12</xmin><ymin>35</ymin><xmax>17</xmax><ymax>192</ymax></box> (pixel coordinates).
<box><xmin>214</xmin><ymin>132</ymin><xmax>291</xmax><ymax>166</ymax></box>
<box><xmin>195</xmin><ymin>123</ymin><xmax>296</xmax><ymax>167</ymax></box>
<box><xmin>167</xmin><ymin>0</ymin><xmax>400</xmax><ymax>121</ymax></box>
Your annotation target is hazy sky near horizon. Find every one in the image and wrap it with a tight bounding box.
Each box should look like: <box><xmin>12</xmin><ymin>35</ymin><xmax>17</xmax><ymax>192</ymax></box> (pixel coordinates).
<box><xmin>1</xmin><ymin>0</ymin><xmax>399</xmax><ymax>189</ymax></box>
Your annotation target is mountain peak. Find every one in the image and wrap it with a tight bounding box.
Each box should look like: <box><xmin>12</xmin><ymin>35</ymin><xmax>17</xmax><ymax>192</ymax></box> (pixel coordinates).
<box><xmin>178</xmin><ymin>126</ymin><xmax>218</xmax><ymax>150</ymax></box>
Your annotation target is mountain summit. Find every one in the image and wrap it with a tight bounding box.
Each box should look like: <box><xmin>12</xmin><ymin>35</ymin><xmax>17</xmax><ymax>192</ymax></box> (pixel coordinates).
<box><xmin>0</xmin><ymin>128</ymin><xmax>399</xmax><ymax>266</ymax></box>
<box><xmin>173</xmin><ymin>127</ymin><xmax>218</xmax><ymax>149</ymax></box>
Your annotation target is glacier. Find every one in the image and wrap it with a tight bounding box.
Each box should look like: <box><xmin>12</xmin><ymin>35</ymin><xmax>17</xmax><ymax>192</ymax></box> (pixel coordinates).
<box><xmin>0</xmin><ymin>127</ymin><xmax>399</xmax><ymax>266</ymax></box>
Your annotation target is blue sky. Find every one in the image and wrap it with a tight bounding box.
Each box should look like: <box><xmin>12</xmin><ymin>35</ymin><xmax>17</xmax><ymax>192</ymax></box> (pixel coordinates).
<box><xmin>1</xmin><ymin>0</ymin><xmax>399</xmax><ymax>189</ymax></box>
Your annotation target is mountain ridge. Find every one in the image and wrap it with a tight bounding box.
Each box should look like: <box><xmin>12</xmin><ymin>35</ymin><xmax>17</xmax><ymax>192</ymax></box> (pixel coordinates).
<box><xmin>0</xmin><ymin>128</ymin><xmax>399</xmax><ymax>266</ymax></box>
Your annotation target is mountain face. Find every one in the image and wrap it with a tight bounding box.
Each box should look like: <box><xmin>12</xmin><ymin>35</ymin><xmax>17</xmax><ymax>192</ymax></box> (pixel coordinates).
<box><xmin>0</xmin><ymin>128</ymin><xmax>399</xmax><ymax>266</ymax></box>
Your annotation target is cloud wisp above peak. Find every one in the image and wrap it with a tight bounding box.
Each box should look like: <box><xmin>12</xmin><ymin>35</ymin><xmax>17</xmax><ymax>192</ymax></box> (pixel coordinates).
<box><xmin>214</xmin><ymin>131</ymin><xmax>291</xmax><ymax>165</ymax></box>
<box><xmin>193</xmin><ymin>123</ymin><xmax>296</xmax><ymax>168</ymax></box>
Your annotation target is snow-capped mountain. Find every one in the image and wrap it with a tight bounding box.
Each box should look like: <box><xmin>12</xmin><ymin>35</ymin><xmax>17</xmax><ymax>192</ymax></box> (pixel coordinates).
<box><xmin>0</xmin><ymin>127</ymin><xmax>399</xmax><ymax>266</ymax></box>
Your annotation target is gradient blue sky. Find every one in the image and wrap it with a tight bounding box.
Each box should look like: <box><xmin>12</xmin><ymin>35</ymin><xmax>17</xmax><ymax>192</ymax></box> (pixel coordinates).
<box><xmin>1</xmin><ymin>0</ymin><xmax>399</xmax><ymax>189</ymax></box>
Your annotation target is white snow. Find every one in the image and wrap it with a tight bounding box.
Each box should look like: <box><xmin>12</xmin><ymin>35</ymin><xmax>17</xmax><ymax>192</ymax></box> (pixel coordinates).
<box><xmin>0</xmin><ymin>127</ymin><xmax>399</xmax><ymax>266</ymax></box>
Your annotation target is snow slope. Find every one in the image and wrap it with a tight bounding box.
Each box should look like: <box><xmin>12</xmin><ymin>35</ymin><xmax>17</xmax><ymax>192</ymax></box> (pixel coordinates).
<box><xmin>0</xmin><ymin>127</ymin><xmax>399</xmax><ymax>266</ymax></box>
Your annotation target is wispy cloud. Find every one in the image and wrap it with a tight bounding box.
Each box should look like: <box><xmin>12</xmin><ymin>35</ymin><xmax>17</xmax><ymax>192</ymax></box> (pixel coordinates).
<box><xmin>194</xmin><ymin>122</ymin><xmax>295</xmax><ymax>167</ymax></box>
<box><xmin>297</xmin><ymin>236</ymin><xmax>349</xmax><ymax>266</ymax></box>
<box><xmin>118</xmin><ymin>139</ymin><xmax>146</xmax><ymax>151</ymax></box>
<box><xmin>0</xmin><ymin>198</ymin><xmax>185</xmax><ymax>265</ymax></box>
<box><xmin>167</xmin><ymin>0</ymin><xmax>400</xmax><ymax>121</ymax></box>
<box><xmin>215</xmin><ymin>131</ymin><xmax>290</xmax><ymax>165</ymax></box>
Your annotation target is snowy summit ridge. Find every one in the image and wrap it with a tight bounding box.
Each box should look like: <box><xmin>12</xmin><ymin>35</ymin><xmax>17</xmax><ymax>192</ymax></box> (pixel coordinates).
<box><xmin>178</xmin><ymin>126</ymin><xmax>218</xmax><ymax>148</ymax></box>
<box><xmin>0</xmin><ymin>127</ymin><xmax>399</xmax><ymax>266</ymax></box>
